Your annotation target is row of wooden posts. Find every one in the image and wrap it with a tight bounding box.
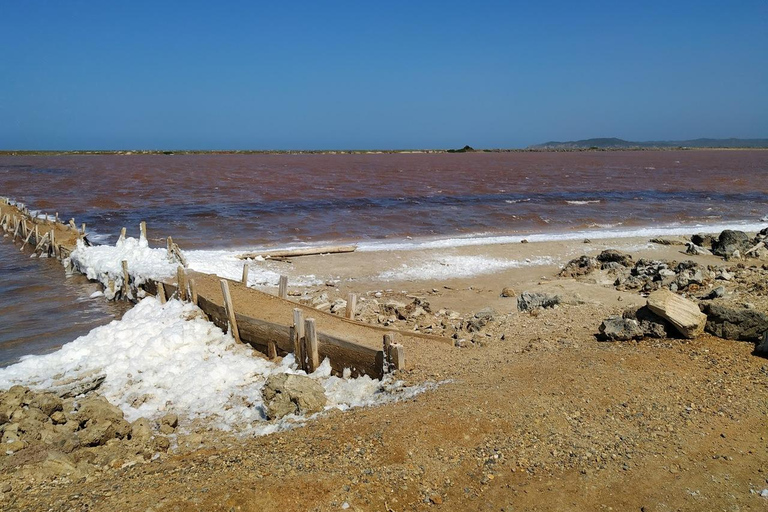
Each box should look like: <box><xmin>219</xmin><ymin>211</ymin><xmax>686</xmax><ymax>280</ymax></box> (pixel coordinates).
<box><xmin>2</xmin><ymin>197</ymin><xmax>405</xmax><ymax>376</ymax></box>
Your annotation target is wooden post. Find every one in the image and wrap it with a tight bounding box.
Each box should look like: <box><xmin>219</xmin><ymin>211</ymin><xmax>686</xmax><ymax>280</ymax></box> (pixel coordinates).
<box><xmin>278</xmin><ymin>275</ymin><xmax>288</xmax><ymax>299</ymax></box>
<box><xmin>390</xmin><ymin>344</ymin><xmax>405</xmax><ymax>371</ymax></box>
<box><xmin>293</xmin><ymin>308</ymin><xmax>305</xmax><ymax>369</ymax></box>
<box><xmin>140</xmin><ymin>221</ymin><xmax>147</xmax><ymax>242</ymax></box>
<box><xmin>177</xmin><ymin>266</ymin><xmax>187</xmax><ymax>301</ymax></box>
<box><xmin>122</xmin><ymin>260</ymin><xmax>130</xmax><ymax>298</ymax></box>
<box><xmin>156</xmin><ymin>282</ymin><xmax>167</xmax><ymax>304</ymax></box>
<box><xmin>383</xmin><ymin>333</ymin><xmax>394</xmax><ymax>374</ymax></box>
<box><xmin>189</xmin><ymin>278</ymin><xmax>198</xmax><ymax>305</ymax></box>
<box><xmin>34</xmin><ymin>225</ymin><xmax>39</xmax><ymax>245</ymax></box>
<box><xmin>81</xmin><ymin>223</ymin><xmax>86</xmax><ymax>236</ymax></box>
<box><xmin>220</xmin><ymin>279</ymin><xmax>241</xmax><ymax>343</ymax></box>
<box><xmin>345</xmin><ymin>293</ymin><xmax>357</xmax><ymax>319</ymax></box>
<box><xmin>267</xmin><ymin>339</ymin><xmax>277</xmax><ymax>360</ymax></box>
<box><xmin>69</xmin><ymin>219</ymin><xmax>77</xmax><ymax>231</ymax></box>
<box><xmin>166</xmin><ymin>236</ymin><xmax>173</xmax><ymax>258</ymax></box>
<box><xmin>20</xmin><ymin>228</ymin><xmax>34</xmax><ymax>251</ymax></box>
<box><xmin>241</xmin><ymin>263</ymin><xmax>249</xmax><ymax>285</ymax></box>
<box><xmin>119</xmin><ymin>227</ymin><xmax>126</xmax><ymax>242</ymax></box>
<box><xmin>50</xmin><ymin>230</ymin><xmax>56</xmax><ymax>258</ymax></box>
<box><xmin>304</xmin><ymin>318</ymin><xmax>319</xmax><ymax>373</ymax></box>
<box><xmin>55</xmin><ymin>212</ymin><xmax>59</xmax><ymax>223</ymax></box>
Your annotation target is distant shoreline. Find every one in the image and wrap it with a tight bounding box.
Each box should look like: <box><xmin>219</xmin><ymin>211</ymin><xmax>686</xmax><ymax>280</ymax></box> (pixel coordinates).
<box><xmin>2</xmin><ymin>147</ymin><xmax>768</xmax><ymax>156</ymax></box>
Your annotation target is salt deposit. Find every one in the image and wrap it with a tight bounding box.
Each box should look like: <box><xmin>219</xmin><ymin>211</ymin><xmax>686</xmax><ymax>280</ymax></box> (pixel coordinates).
<box><xmin>0</xmin><ymin>298</ymin><xmax>430</xmax><ymax>435</ymax></box>
<box><xmin>378</xmin><ymin>255</ymin><xmax>556</xmax><ymax>281</ymax></box>
<box><xmin>184</xmin><ymin>249</ymin><xmax>323</xmax><ymax>288</ymax></box>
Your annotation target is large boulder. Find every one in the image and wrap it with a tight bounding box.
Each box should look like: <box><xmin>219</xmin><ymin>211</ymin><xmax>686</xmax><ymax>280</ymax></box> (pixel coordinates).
<box><xmin>701</xmin><ymin>304</ymin><xmax>768</xmax><ymax>342</ymax></box>
<box><xmin>517</xmin><ymin>291</ymin><xmax>561</xmax><ymax>312</ymax></box>
<box><xmin>598</xmin><ymin>317</ymin><xmax>643</xmax><ymax>341</ymax></box>
<box><xmin>262</xmin><ymin>374</ymin><xmax>327</xmax><ymax>420</ymax></box>
<box><xmin>646</xmin><ymin>289</ymin><xmax>707</xmax><ymax>338</ymax></box>
<box><xmin>712</xmin><ymin>230</ymin><xmax>751</xmax><ymax>258</ymax></box>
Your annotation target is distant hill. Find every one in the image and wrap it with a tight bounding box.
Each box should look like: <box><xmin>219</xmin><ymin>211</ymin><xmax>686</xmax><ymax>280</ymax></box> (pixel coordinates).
<box><xmin>529</xmin><ymin>137</ymin><xmax>768</xmax><ymax>150</ymax></box>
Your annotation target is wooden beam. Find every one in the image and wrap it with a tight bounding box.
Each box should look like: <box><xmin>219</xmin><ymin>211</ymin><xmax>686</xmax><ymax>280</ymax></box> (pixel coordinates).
<box><xmin>304</xmin><ymin>318</ymin><xmax>319</xmax><ymax>373</ymax></box>
<box><xmin>219</xmin><ymin>279</ymin><xmax>242</xmax><ymax>344</ymax></box>
<box><xmin>237</xmin><ymin>245</ymin><xmax>357</xmax><ymax>260</ymax></box>
<box><xmin>122</xmin><ymin>260</ymin><xmax>130</xmax><ymax>299</ymax></box>
<box><xmin>157</xmin><ymin>282</ymin><xmax>167</xmax><ymax>304</ymax></box>
<box><xmin>189</xmin><ymin>278</ymin><xmax>198</xmax><ymax>305</ymax></box>
<box><xmin>177</xmin><ymin>266</ymin><xmax>187</xmax><ymax>301</ymax></box>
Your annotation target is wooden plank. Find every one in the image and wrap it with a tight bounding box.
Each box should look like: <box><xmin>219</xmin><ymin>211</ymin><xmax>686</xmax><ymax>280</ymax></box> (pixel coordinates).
<box><xmin>304</xmin><ymin>318</ymin><xmax>319</xmax><ymax>373</ymax></box>
<box><xmin>189</xmin><ymin>278</ymin><xmax>198</xmax><ymax>305</ymax></box>
<box><xmin>219</xmin><ymin>279</ymin><xmax>242</xmax><ymax>344</ymax></box>
<box><xmin>122</xmin><ymin>260</ymin><xmax>130</xmax><ymax>299</ymax></box>
<box><xmin>278</xmin><ymin>275</ymin><xmax>288</xmax><ymax>299</ymax></box>
<box><xmin>177</xmin><ymin>266</ymin><xmax>187</xmax><ymax>301</ymax></box>
<box><xmin>237</xmin><ymin>245</ymin><xmax>357</xmax><ymax>260</ymax></box>
<box><xmin>383</xmin><ymin>333</ymin><xmax>394</xmax><ymax>374</ymax></box>
<box><xmin>157</xmin><ymin>282</ymin><xmax>167</xmax><ymax>304</ymax></box>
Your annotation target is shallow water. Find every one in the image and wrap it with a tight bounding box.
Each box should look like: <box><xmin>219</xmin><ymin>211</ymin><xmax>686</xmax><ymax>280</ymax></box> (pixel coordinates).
<box><xmin>0</xmin><ymin>150</ymin><xmax>766</xmax><ymax>361</ymax></box>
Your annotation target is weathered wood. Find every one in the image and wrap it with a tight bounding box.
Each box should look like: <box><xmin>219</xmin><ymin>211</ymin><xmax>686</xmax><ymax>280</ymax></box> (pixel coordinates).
<box><xmin>156</xmin><ymin>282</ymin><xmax>167</xmax><ymax>304</ymax></box>
<box><xmin>346</xmin><ymin>293</ymin><xmax>357</xmax><ymax>320</ymax></box>
<box><xmin>55</xmin><ymin>212</ymin><xmax>59</xmax><ymax>223</ymax></box>
<box><xmin>390</xmin><ymin>343</ymin><xmax>405</xmax><ymax>371</ymax></box>
<box><xmin>383</xmin><ymin>333</ymin><xmax>394</xmax><ymax>373</ymax></box>
<box><xmin>50</xmin><ymin>229</ymin><xmax>56</xmax><ymax>258</ymax></box>
<box><xmin>166</xmin><ymin>236</ymin><xmax>173</xmax><ymax>258</ymax></box>
<box><xmin>81</xmin><ymin>223</ymin><xmax>86</xmax><ymax>236</ymax></box>
<box><xmin>293</xmin><ymin>308</ymin><xmax>305</xmax><ymax>369</ymax></box>
<box><xmin>140</xmin><ymin>221</ymin><xmax>147</xmax><ymax>242</ymax></box>
<box><xmin>122</xmin><ymin>260</ymin><xmax>131</xmax><ymax>298</ymax></box>
<box><xmin>267</xmin><ymin>339</ymin><xmax>277</xmax><ymax>360</ymax></box>
<box><xmin>219</xmin><ymin>279</ymin><xmax>242</xmax><ymax>343</ymax></box>
<box><xmin>647</xmin><ymin>289</ymin><xmax>707</xmax><ymax>339</ymax></box>
<box><xmin>20</xmin><ymin>227</ymin><xmax>34</xmax><ymax>251</ymax></box>
<box><xmin>304</xmin><ymin>318</ymin><xmax>319</xmax><ymax>373</ymax></box>
<box><xmin>119</xmin><ymin>227</ymin><xmax>126</xmax><ymax>242</ymax></box>
<box><xmin>241</xmin><ymin>263</ymin><xmax>249</xmax><ymax>285</ymax></box>
<box><xmin>177</xmin><ymin>266</ymin><xmax>187</xmax><ymax>301</ymax></box>
<box><xmin>189</xmin><ymin>278</ymin><xmax>198</xmax><ymax>305</ymax></box>
<box><xmin>237</xmin><ymin>245</ymin><xmax>357</xmax><ymax>260</ymax></box>
<box><xmin>69</xmin><ymin>219</ymin><xmax>77</xmax><ymax>230</ymax></box>
<box><xmin>278</xmin><ymin>275</ymin><xmax>288</xmax><ymax>299</ymax></box>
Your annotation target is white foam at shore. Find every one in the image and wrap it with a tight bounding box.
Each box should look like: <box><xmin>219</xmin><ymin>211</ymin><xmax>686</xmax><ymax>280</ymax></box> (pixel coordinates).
<box><xmin>0</xmin><ymin>298</ymin><xmax>430</xmax><ymax>434</ymax></box>
<box><xmin>378</xmin><ymin>255</ymin><xmax>556</xmax><ymax>281</ymax></box>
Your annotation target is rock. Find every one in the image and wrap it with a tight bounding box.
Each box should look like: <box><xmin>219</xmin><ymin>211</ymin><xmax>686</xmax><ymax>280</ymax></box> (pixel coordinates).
<box><xmin>50</xmin><ymin>411</ymin><xmax>67</xmax><ymax>425</ymax></box>
<box><xmin>701</xmin><ymin>304</ymin><xmax>768</xmax><ymax>342</ymax></box>
<box><xmin>73</xmin><ymin>396</ymin><xmax>131</xmax><ymax>441</ymax></box>
<box><xmin>702</xmin><ymin>286</ymin><xmax>726</xmax><ymax>300</ymax></box>
<box><xmin>262</xmin><ymin>374</ymin><xmax>327</xmax><ymax>420</ymax></box>
<box><xmin>79</xmin><ymin>421</ymin><xmax>117</xmax><ymax>447</ymax></box>
<box><xmin>686</xmin><ymin>242</ymin><xmax>712</xmax><ymax>256</ymax></box>
<box><xmin>29</xmin><ymin>392</ymin><xmax>63</xmax><ymax>417</ymax></box>
<box><xmin>41</xmin><ymin>451</ymin><xmax>79</xmax><ymax>477</ymax></box>
<box><xmin>755</xmin><ymin>332</ymin><xmax>768</xmax><ymax>358</ymax></box>
<box><xmin>646</xmin><ymin>289</ymin><xmax>707</xmax><ymax>338</ymax></box>
<box><xmin>467</xmin><ymin>308</ymin><xmax>497</xmax><ymax>332</ymax></box>
<box><xmin>517</xmin><ymin>292</ymin><xmax>561</xmax><ymax>312</ymax></box>
<box><xmin>623</xmin><ymin>306</ymin><xmax>671</xmax><ymax>338</ymax></box>
<box><xmin>560</xmin><ymin>256</ymin><xmax>599</xmax><ymax>277</ymax></box>
<box><xmin>130</xmin><ymin>418</ymin><xmax>152</xmax><ymax>445</ymax></box>
<box><xmin>501</xmin><ymin>287</ymin><xmax>516</xmax><ymax>298</ymax></box>
<box><xmin>598</xmin><ymin>317</ymin><xmax>643</xmax><ymax>341</ymax></box>
<box><xmin>597</xmin><ymin>249</ymin><xmax>633</xmax><ymax>268</ymax></box>
<box><xmin>712</xmin><ymin>230</ymin><xmax>751</xmax><ymax>258</ymax></box>
<box><xmin>330</xmin><ymin>299</ymin><xmax>347</xmax><ymax>314</ymax></box>
<box><xmin>160</xmin><ymin>413</ymin><xmax>178</xmax><ymax>429</ymax></box>
<box><xmin>691</xmin><ymin>233</ymin><xmax>715</xmax><ymax>248</ymax></box>
<box><xmin>49</xmin><ymin>373</ymin><xmax>106</xmax><ymax>398</ymax></box>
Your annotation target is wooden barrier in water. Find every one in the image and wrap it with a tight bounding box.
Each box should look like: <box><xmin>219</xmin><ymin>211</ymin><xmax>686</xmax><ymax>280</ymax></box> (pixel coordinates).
<box><xmin>0</xmin><ymin>198</ymin><xmax>422</xmax><ymax>379</ymax></box>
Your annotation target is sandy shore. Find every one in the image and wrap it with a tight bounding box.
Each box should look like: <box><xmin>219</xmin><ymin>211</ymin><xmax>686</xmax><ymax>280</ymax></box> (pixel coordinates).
<box><xmin>1</xmin><ymin>233</ymin><xmax>767</xmax><ymax>511</ymax></box>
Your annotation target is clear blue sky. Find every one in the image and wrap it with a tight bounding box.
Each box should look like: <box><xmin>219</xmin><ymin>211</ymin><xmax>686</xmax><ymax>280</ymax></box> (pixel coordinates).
<box><xmin>1</xmin><ymin>0</ymin><xmax>766</xmax><ymax>149</ymax></box>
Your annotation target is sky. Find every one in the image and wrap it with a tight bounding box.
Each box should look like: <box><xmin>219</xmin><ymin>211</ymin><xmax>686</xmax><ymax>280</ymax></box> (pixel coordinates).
<box><xmin>1</xmin><ymin>0</ymin><xmax>766</xmax><ymax>150</ymax></box>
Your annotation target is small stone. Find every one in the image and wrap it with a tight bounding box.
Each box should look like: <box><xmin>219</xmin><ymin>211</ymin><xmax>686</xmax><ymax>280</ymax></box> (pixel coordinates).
<box><xmin>160</xmin><ymin>413</ymin><xmax>178</xmax><ymax>429</ymax></box>
<box><xmin>429</xmin><ymin>494</ymin><xmax>443</xmax><ymax>505</ymax></box>
<box><xmin>501</xmin><ymin>287</ymin><xmax>516</xmax><ymax>298</ymax></box>
<box><xmin>1</xmin><ymin>481</ymin><xmax>11</xmax><ymax>492</ymax></box>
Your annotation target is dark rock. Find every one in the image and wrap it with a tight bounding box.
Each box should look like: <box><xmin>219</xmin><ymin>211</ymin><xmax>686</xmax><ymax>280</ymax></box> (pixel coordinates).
<box><xmin>686</xmin><ymin>242</ymin><xmax>712</xmax><ymax>256</ymax></box>
<box><xmin>598</xmin><ymin>317</ymin><xmax>643</xmax><ymax>341</ymax></box>
<box><xmin>701</xmin><ymin>304</ymin><xmax>768</xmax><ymax>342</ymax></box>
<box><xmin>517</xmin><ymin>292</ymin><xmax>561</xmax><ymax>312</ymax></box>
<box><xmin>597</xmin><ymin>249</ymin><xmax>633</xmax><ymax>268</ymax></box>
<box><xmin>467</xmin><ymin>308</ymin><xmax>497</xmax><ymax>332</ymax></box>
<box><xmin>712</xmin><ymin>230</ymin><xmax>751</xmax><ymax>258</ymax></box>
<box><xmin>623</xmin><ymin>306</ymin><xmax>671</xmax><ymax>338</ymax></box>
<box><xmin>691</xmin><ymin>233</ymin><xmax>715</xmax><ymax>248</ymax></box>
<box><xmin>755</xmin><ymin>332</ymin><xmax>768</xmax><ymax>358</ymax></box>
<box><xmin>701</xmin><ymin>286</ymin><xmax>726</xmax><ymax>300</ymax></box>
<box><xmin>560</xmin><ymin>255</ymin><xmax>599</xmax><ymax>277</ymax></box>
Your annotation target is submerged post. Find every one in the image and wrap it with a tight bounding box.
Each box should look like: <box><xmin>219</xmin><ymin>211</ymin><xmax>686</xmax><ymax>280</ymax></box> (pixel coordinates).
<box><xmin>220</xmin><ymin>279</ymin><xmax>241</xmax><ymax>344</ymax></box>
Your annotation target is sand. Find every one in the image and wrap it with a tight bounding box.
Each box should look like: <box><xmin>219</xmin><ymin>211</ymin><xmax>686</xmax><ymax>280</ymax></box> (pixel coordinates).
<box><xmin>2</xmin><ymin>233</ymin><xmax>768</xmax><ymax>511</ymax></box>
